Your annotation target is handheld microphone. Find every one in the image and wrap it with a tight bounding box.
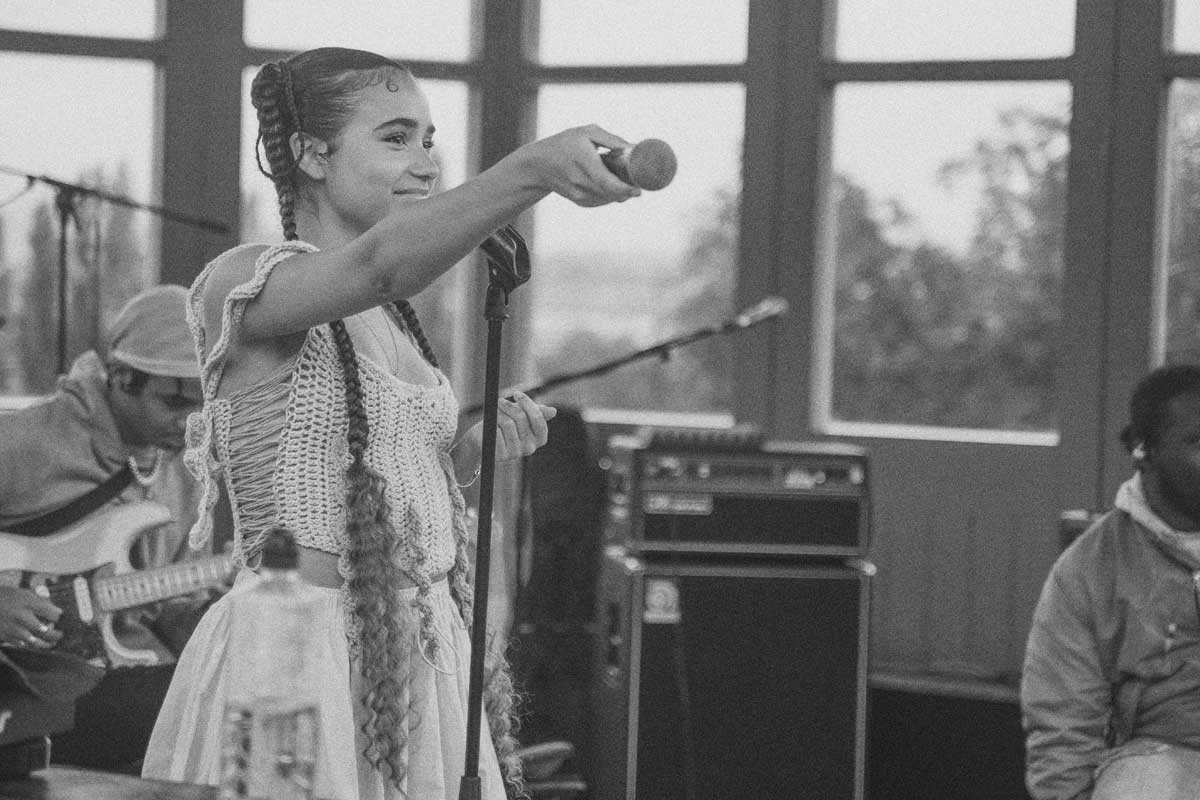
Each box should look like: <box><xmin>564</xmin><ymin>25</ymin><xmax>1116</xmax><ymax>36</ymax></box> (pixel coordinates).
<box><xmin>599</xmin><ymin>138</ymin><xmax>678</xmax><ymax>190</ymax></box>
<box><xmin>734</xmin><ymin>296</ymin><xmax>789</xmax><ymax>328</ymax></box>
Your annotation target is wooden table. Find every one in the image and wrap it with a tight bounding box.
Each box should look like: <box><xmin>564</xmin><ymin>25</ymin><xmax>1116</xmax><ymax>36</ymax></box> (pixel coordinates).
<box><xmin>0</xmin><ymin>766</ymin><xmax>217</xmax><ymax>800</ymax></box>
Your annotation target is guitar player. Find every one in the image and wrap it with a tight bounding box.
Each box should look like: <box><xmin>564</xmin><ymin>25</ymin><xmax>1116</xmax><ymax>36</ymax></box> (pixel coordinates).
<box><xmin>0</xmin><ymin>285</ymin><xmax>222</xmax><ymax>773</ymax></box>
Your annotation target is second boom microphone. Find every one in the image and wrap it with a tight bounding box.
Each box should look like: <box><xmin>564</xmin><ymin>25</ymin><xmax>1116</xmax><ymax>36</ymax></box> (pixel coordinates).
<box><xmin>600</xmin><ymin>138</ymin><xmax>677</xmax><ymax>191</ymax></box>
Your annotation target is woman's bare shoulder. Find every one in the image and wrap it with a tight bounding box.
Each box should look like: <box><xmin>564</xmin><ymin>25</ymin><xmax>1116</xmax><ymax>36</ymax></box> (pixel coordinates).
<box><xmin>196</xmin><ymin>244</ymin><xmax>308</xmax><ymax>383</ymax></box>
<box><xmin>200</xmin><ymin>245</ymin><xmax>271</xmax><ymax>310</ymax></box>
<box><xmin>196</xmin><ymin>244</ymin><xmax>273</xmax><ymax>338</ymax></box>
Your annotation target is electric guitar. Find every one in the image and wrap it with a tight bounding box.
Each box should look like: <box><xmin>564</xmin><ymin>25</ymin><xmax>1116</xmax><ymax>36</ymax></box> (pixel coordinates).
<box><xmin>0</xmin><ymin>501</ymin><xmax>234</xmax><ymax>667</ymax></box>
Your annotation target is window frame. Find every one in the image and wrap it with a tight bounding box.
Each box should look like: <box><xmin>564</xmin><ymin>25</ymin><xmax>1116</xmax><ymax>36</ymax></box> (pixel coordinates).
<box><xmin>797</xmin><ymin>12</ymin><xmax>1077</xmax><ymax>445</ymax></box>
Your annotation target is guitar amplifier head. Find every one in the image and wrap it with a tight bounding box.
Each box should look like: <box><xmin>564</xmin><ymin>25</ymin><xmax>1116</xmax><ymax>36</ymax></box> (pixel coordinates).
<box><xmin>600</xmin><ymin>434</ymin><xmax>870</xmax><ymax>558</ymax></box>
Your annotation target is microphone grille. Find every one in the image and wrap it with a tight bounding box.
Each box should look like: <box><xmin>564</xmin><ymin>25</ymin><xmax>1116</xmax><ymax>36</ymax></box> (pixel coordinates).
<box><xmin>628</xmin><ymin>138</ymin><xmax>678</xmax><ymax>191</ymax></box>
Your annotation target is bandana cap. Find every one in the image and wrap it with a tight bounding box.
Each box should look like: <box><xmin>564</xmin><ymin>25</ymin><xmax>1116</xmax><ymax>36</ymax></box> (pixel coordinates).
<box><xmin>105</xmin><ymin>285</ymin><xmax>199</xmax><ymax>379</ymax></box>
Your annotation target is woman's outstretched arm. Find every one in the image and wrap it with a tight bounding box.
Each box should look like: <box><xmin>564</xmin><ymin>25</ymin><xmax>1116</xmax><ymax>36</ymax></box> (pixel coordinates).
<box><xmin>226</xmin><ymin>125</ymin><xmax>640</xmax><ymax>343</ymax></box>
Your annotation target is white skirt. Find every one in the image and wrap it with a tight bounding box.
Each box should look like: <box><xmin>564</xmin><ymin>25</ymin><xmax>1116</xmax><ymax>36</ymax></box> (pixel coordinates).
<box><xmin>141</xmin><ymin>572</ymin><xmax>507</xmax><ymax>800</ymax></box>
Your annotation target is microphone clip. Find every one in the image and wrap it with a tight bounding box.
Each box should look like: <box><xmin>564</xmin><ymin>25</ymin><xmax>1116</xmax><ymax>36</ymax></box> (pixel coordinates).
<box><xmin>479</xmin><ymin>224</ymin><xmax>530</xmax><ymax>301</ymax></box>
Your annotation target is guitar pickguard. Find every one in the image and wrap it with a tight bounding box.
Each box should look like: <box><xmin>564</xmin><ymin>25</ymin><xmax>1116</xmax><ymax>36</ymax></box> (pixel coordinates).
<box><xmin>0</xmin><ymin>501</ymin><xmax>177</xmax><ymax>667</ymax></box>
<box><xmin>2</xmin><ymin>564</ymin><xmax>115</xmax><ymax>664</ymax></box>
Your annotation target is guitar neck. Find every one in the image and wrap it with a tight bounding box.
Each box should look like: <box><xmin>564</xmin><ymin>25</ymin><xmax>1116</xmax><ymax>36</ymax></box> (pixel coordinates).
<box><xmin>93</xmin><ymin>556</ymin><xmax>232</xmax><ymax>612</ymax></box>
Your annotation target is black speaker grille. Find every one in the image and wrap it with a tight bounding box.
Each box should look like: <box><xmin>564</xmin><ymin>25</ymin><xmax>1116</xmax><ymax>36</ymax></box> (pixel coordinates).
<box><xmin>635</xmin><ymin>574</ymin><xmax>862</xmax><ymax>799</ymax></box>
<box><xmin>591</xmin><ymin>560</ymin><xmax>868</xmax><ymax>800</ymax></box>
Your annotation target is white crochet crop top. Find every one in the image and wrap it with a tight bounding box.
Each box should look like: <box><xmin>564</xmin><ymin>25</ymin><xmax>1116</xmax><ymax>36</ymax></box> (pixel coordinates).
<box><xmin>183</xmin><ymin>242</ymin><xmax>464</xmax><ymax>583</ymax></box>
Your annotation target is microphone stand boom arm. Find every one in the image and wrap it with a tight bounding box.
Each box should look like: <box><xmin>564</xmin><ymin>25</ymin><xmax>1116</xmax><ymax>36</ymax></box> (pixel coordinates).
<box><xmin>461</xmin><ymin>295</ymin><xmax>788</xmax><ymax>416</ymax></box>
<box><xmin>0</xmin><ymin>164</ymin><xmax>229</xmax><ymax>375</ymax></box>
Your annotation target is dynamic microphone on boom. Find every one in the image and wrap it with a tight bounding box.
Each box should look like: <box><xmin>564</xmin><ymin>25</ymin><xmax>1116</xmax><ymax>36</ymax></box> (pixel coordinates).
<box><xmin>600</xmin><ymin>138</ymin><xmax>678</xmax><ymax>191</ymax></box>
<box><xmin>734</xmin><ymin>296</ymin><xmax>789</xmax><ymax>328</ymax></box>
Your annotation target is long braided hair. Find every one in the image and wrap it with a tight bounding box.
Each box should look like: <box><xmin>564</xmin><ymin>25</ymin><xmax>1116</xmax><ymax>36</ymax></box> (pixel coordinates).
<box><xmin>250</xmin><ymin>47</ymin><xmax>522</xmax><ymax>793</ymax></box>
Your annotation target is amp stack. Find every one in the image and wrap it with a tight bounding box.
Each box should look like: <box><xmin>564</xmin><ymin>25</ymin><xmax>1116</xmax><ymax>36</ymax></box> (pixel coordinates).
<box><xmin>588</xmin><ymin>425</ymin><xmax>873</xmax><ymax>800</ymax></box>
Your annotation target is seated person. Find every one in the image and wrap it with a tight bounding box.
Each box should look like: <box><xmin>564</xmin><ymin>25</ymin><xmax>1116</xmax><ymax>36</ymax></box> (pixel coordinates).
<box><xmin>1022</xmin><ymin>364</ymin><xmax>1200</xmax><ymax>799</ymax></box>
<box><xmin>0</xmin><ymin>284</ymin><xmax>219</xmax><ymax>772</ymax></box>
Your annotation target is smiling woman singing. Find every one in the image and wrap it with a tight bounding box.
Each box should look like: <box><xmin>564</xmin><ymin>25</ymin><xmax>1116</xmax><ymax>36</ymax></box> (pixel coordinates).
<box><xmin>140</xmin><ymin>46</ymin><xmax>644</xmax><ymax>800</ymax></box>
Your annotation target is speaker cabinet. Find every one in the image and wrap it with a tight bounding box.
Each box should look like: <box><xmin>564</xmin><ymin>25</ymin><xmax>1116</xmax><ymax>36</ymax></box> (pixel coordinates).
<box><xmin>590</xmin><ymin>549</ymin><xmax>870</xmax><ymax>800</ymax></box>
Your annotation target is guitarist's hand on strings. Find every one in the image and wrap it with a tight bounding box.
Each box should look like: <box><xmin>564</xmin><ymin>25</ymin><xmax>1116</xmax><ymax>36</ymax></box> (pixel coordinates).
<box><xmin>0</xmin><ymin>585</ymin><xmax>62</xmax><ymax>648</ymax></box>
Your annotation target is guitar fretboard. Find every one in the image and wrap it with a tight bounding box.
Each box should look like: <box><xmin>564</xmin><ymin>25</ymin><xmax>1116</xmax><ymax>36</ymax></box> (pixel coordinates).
<box><xmin>94</xmin><ymin>557</ymin><xmax>232</xmax><ymax>612</ymax></box>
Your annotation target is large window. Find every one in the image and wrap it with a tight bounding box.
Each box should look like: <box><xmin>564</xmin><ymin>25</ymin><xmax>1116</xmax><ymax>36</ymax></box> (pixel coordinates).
<box><xmin>1173</xmin><ymin>1</ymin><xmax>1200</xmax><ymax>52</ymax></box>
<box><xmin>242</xmin><ymin>0</ymin><xmax>471</xmax><ymax>61</ymax></box>
<box><xmin>812</xmin><ymin>0</ymin><xmax>1075</xmax><ymax>442</ymax></box>
<box><xmin>833</xmin><ymin>0</ymin><xmax>1075</xmax><ymax>61</ymax></box>
<box><xmin>0</xmin><ymin>52</ymin><xmax>158</xmax><ymax>394</ymax></box>
<box><xmin>0</xmin><ymin>0</ymin><xmax>158</xmax><ymax>39</ymax></box>
<box><xmin>815</xmin><ymin>82</ymin><xmax>1069</xmax><ymax>439</ymax></box>
<box><xmin>527</xmin><ymin>0</ymin><xmax>748</xmax><ymax>415</ymax></box>
<box><xmin>1160</xmin><ymin>4</ymin><xmax>1200</xmax><ymax>364</ymax></box>
<box><xmin>1160</xmin><ymin>80</ymin><xmax>1200</xmax><ymax>364</ymax></box>
<box><xmin>537</xmin><ymin>0</ymin><xmax>747</xmax><ymax>65</ymax></box>
<box><xmin>530</xmin><ymin>84</ymin><xmax>743</xmax><ymax>413</ymax></box>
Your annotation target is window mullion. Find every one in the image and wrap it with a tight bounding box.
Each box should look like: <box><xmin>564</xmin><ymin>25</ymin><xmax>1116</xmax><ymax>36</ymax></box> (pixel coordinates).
<box><xmin>1096</xmin><ymin>0</ymin><xmax>1167</xmax><ymax>498</ymax></box>
<box><xmin>159</xmin><ymin>0</ymin><xmax>243</xmax><ymax>285</ymax></box>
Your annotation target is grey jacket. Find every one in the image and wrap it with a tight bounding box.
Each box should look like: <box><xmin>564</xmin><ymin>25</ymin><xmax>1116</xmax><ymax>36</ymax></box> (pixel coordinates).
<box><xmin>1021</xmin><ymin>478</ymin><xmax>1200</xmax><ymax>800</ymax></box>
<box><xmin>0</xmin><ymin>351</ymin><xmax>197</xmax><ymax>562</ymax></box>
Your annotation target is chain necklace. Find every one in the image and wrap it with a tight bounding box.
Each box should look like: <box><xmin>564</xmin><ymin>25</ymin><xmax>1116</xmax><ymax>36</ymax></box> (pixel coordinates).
<box><xmin>127</xmin><ymin>450</ymin><xmax>163</xmax><ymax>487</ymax></box>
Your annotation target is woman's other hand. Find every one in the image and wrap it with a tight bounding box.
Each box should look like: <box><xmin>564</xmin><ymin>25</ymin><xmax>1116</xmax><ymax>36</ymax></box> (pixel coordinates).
<box><xmin>494</xmin><ymin>391</ymin><xmax>557</xmax><ymax>460</ymax></box>
<box><xmin>456</xmin><ymin>391</ymin><xmax>558</xmax><ymax>478</ymax></box>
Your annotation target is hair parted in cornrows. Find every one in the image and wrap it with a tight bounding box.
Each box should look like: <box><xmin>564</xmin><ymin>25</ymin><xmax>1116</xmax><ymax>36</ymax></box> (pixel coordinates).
<box><xmin>250</xmin><ymin>47</ymin><xmax>522</xmax><ymax>795</ymax></box>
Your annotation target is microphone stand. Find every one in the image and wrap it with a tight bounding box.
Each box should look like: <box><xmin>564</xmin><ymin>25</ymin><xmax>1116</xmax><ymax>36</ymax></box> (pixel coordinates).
<box><xmin>459</xmin><ymin>226</ymin><xmax>530</xmax><ymax>800</ymax></box>
<box><xmin>461</xmin><ymin>296</ymin><xmax>788</xmax><ymax>416</ymax></box>
<box><xmin>0</xmin><ymin>165</ymin><xmax>229</xmax><ymax>375</ymax></box>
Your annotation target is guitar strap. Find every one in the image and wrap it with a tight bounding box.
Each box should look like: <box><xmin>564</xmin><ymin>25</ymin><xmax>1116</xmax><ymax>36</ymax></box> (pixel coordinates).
<box><xmin>2</xmin><ymin>466</ymin><xmax>134</xmax><ymax>538</ymax></box>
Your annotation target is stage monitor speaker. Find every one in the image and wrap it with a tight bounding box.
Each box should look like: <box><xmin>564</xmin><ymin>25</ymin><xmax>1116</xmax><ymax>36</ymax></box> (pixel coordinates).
<box><xmin>602</xmin><ymin>433</ymin><xmax>870</xmax><ymax>558</ymax></box>
<box><xmin>590</xmin><ymin>549</ymin><xmax>870</xmax><ymax>800</ymax></box>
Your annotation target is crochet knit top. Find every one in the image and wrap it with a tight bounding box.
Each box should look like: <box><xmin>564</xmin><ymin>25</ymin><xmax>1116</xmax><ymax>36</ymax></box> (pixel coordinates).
<box><xmin>183</xmin><ymin>242</ymin><xmax>465</xmax><ymax>587</ymax></box>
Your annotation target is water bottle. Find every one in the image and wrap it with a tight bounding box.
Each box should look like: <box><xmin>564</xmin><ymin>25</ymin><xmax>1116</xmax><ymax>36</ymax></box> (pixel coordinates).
<box><xmin>219</xmin><ymin>528</ymin><xmax>323</xmax><ymax>800</ymax></box>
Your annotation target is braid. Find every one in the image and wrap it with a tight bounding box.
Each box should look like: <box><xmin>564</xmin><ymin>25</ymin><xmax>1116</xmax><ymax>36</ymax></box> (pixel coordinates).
<box><xmin>278</xmin><ymin>60</ymin><xmax>301</xmax><ymax>133</ymax></box>
<box><xmin>387</xmin><ymin>300</ymin><xmax>438</xmax><ymax>368</ymax></box>
<box><xmin>328</xmin><ymin>318</ymin><xmax>417</xmax><ymax>787</ymax></box>
<box><xmin>251</xmin><ymin>61</ymin><xmax>301</xmax><ymax>242</ymax></box>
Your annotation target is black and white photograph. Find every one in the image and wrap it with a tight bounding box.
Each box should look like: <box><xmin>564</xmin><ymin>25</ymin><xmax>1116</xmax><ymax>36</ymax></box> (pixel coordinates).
<box><xmin>0</xmin><ymin>2</ymin><xmax>1197</xmax><ymax>799</ymax></box>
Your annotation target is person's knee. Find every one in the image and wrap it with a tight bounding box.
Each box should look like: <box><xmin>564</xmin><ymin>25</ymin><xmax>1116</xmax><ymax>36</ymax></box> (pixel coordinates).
<box><xmin>1092</xmin><ymin>740</ymin><xmax>1200</xmax><ymax>800</ymax></box>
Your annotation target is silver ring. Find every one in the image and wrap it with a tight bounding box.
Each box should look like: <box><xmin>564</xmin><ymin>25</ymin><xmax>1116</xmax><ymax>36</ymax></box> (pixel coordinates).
<box><xmin>36</xmin><ymin>623</ymin><xmax>50</xmax><ymax>634</ymax></box>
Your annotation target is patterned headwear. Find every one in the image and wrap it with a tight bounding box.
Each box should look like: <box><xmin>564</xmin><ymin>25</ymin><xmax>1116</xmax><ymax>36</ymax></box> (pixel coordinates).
<box><xmin>105</xmin><ymin>284</ymin><xmax>200</xmax><ymax>379</ymax></box>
